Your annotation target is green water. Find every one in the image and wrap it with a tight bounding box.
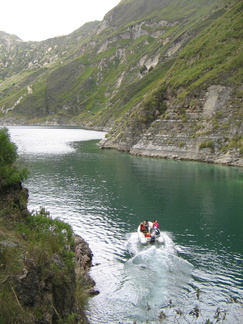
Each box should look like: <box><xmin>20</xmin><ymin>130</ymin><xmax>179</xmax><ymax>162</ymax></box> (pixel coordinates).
<box><xmin>9</xmin><ymin>127</ymin><xmax>243</xmax><ymax>323</ymax></box>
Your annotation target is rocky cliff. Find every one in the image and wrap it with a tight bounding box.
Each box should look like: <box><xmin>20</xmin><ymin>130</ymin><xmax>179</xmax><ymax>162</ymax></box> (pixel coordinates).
<box><xmin>0</xmin><ymin>127</ymin><xmax>97</xmax><ymax>323</ymax></box>
<box><xmin>100</xmin><ymin>0</ymin><xmax>243</xmax><ymax>167</ymax></box>
<box><xmin>101</xmin><ymin>83</ymin><xmax>242</xmax><ymax>167</ymax></box>
<box><xmin>0</xmin><ymin>182</ymin><xmax>98</xmax><ymax>323</ymax></box>
<box><xmin>0</xmin><ymin>0</ymin><xmax>242</xmax><ymax>166</ymax></box>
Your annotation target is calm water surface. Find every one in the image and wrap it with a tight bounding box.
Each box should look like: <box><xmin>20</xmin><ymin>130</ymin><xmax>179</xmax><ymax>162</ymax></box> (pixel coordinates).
<box><xmin>8</xmin><ymin>126</ymin><xmax>243</xmax><ymax>323</ymax></box>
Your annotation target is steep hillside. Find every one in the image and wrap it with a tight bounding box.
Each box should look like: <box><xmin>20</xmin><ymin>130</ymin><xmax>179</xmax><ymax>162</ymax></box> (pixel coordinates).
<box><xmin>0</xmin><ymin>0</ymin><xmax>242</xmax><ymax>166</ymax></box>
<box><xmin>0</xmin><ymin>128</ymin><xmax>98</xmax><ymax>323</ymax></box>
<box><xmin>101</xmin><ymin>0</ymin><xmax>243</xmax><ymax>167</ymax></box>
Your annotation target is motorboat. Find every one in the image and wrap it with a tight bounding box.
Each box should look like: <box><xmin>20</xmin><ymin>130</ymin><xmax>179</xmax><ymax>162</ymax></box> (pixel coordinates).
<box><xmin>137</xmin><ymin>221</ymin><xmax>164</xmax><ymax>244</ymax></box>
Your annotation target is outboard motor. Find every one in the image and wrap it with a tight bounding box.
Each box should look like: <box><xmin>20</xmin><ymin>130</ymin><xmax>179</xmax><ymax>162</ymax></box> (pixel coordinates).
<box><xmin>150</xmin><ymin>235</ymin><xmax>155</xmax><ymax>244</ymax></box>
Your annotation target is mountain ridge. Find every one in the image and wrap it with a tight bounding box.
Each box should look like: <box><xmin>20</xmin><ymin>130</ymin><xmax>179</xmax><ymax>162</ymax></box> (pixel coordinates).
<box><xmin>0</xmin><ymin>0</ymin><xmax>242</xmax><ymax>166</ymax></box>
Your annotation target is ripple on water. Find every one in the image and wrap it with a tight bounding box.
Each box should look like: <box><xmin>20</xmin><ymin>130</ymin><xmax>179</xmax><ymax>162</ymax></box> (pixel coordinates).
<box><xmin>9</xmin><ymin>127</ymin><xmax>243</xmax><ymax>324</ymax></box>
<box><xmin>86</xmin><ymin>235</ymin><xmax>195</xmax><ymax>324</ymax></box>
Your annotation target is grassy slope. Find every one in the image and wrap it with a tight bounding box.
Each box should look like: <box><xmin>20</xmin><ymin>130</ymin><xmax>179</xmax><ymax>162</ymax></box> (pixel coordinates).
<box><xmin>104</xmin><ymin>0</ymin><xmax>242</xmax><ymax>152</ymax></box>
<box><xmin>0</xmin><ymin>0</ymin><xmax>240</xmax><ymax>128</ymax></box>
<box><xmin>167</xmin><ymin>1</ymin><xmax>243</xmax><ymax>97</ymax></box>
<box><xmin>72</xmin><ymin>0</ymin><xmax>233</xmax><ymax>126</ymax></box>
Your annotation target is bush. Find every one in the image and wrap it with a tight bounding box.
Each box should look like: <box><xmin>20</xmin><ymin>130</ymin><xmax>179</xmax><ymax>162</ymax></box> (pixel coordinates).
<box><xmin>18</xmin><ymin>208</ymin><xmax>75</xmax><ymax>268</ymax></box>
<box><xmin>199</xmin><ymin>140</ymin><xmax>215</xmax><ymax>152</ymax></box>
<box><xmin>0</xmin><ymin>127</ymin><xmax>18</xmax><ymax>165</ymax></box>
<box><xmin>0</xmin><ymin>127</ymin><xmax>28</xmax><ymax>189</ymax></box>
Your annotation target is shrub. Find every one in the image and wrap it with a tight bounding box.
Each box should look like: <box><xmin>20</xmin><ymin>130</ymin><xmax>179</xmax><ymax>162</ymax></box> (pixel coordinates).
<box><xmin>18</xmin><ymin>207</ymin><xmax>74</xmax><ymax>261</ymax></box>
<box><xmin>0</xmin><ymin>127</ymin><xmax>28</xmax><ymax>189</ymax></box>
<box><xmin>199</xmin><ymin>140</ymin><xmax>215</xmax><ymax>152</ymax></box>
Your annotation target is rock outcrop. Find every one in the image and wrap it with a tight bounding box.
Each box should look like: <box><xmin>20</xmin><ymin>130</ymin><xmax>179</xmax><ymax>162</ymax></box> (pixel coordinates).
<box><xmin>101</xmin><ymin>83</ymin><xmax>242</xmax><ymax>167</ymax></box>
<box><xmin>128</xmin><ymin>85</ymin><xmax>242</xmax><ymax>167</ymax></box>
<box><xmin>74</xmin><ymin>235</ymin><xmax>99</xmax><ymax>296</ymax></box>
<box><xmin>0</xmin><ymin>182</ymin><xmax>98</xmax><ymax>323</ymax></box>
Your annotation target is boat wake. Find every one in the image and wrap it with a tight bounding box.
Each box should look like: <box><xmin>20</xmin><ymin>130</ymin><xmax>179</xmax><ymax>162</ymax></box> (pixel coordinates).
<box><xmin>126</xmin><ymin>230</ymin><xmax>176</xmax><ymax>255</ymax></box>
<box><xmin>111</xmin><ymin>231</ymin><xmax>194</xmax><ymax>322</ymax></box>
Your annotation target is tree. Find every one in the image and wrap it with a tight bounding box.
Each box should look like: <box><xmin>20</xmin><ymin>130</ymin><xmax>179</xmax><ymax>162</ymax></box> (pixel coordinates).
<box><xmin>0</xmin><ymin>127</ymin><xmax>28</xmax><ymax>189</ymax></box>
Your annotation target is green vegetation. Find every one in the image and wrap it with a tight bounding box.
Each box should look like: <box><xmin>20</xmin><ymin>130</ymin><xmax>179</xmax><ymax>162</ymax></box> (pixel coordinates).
<box><xmin>0</xmin><ymin>208</ymin><xmax>77</xmax><ymax>323</ymax></box>
<box><xmin>0</xmin><ymin>127</ymin><xmax>28</xmax><ymax>189</ymax></box>
<box><xmin>0</xmin><ymin>0</ymin><xmax>242</xmax><ymax>163</ymax></box>
<box><xmin>18</xmin><ymin>208</ymin><xmax>75</xmax><ymax>267</ymax></box>
<box><xmin>199</xmin><ymin>140</ymin><xmax>215</xmax><ymax>152</ymax></box>
<box><xmin>0</xmin><ymin>0</ymin><xmax>236</xmax><ymax>125</ymax></box>
<box><xmin>221</xmin><ymin>136</ymin><xmax>243</xmax><ymax>155</ymax></box>
<box><xmin>167</xmin><ymin>1</ymin><xmax>243</xmax><ymax>96</ymax></box>
<box><xmin>0</xmin><ymin>130</ymin><xmax>90</xmax><ymax>323</ymax></box>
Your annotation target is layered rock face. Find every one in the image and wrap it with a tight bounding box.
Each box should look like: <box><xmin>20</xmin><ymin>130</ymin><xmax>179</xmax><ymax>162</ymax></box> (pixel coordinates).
<box><xmin>130</xmin><ymin>85</ymin><xmax>242</xmax><ymax>166</ymax></box>
<box><xmin>101</xmin><ymin>84</ymin><xmax>242</xmax><ymax>167</ymax></box>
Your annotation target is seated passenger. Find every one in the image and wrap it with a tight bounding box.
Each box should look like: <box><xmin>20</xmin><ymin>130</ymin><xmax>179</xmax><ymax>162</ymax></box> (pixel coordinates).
<box><xmin>144</xmin><ymin>220</ymin><xmax>149</xmax><ymax>232</ymax></box>
<box><xmin>153</xmin><ymin>220</ymin><xmax>159</xmax><ymax>229</ymax></box>
<box><xmin>140</xmin><ymin>222</ymin><xmax>146</xmax><ymax>232</ymax></box>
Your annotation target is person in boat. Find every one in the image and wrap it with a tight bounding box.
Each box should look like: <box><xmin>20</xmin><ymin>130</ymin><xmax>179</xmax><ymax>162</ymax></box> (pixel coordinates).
<box><xmin>153</xmin><ymin>220</ymin><xmax>159</xmax><ymax>229</ymax></box>
<box><xmin>152</xmin><ymin>220</ymin><xmax>160</xmax><ymax>235</ymax></box>
<box><xmin>140</xmin><ymin>221</ymin><xmax>147</xmax><ymax>233</ymax></box>
<box><xmin>140</xmin><ymin>220</ymin><xmax>150</xmax><ymax>237</ymax></box>
<box><xmin>140</xmin><ymin>220</ymin><xmax>149</xmax><ymax>232</ymax></box>
<box><xmin>144</xmin><ymin>220</ymin><xmax>149</xmax><ymax>232</ymax></box>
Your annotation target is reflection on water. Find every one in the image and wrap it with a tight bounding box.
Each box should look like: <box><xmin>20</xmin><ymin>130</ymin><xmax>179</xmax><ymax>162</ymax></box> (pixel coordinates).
<box><xmin>8</xmin><ymin>125</ymin><xmax>105</xmax><ymax>155</ymax></box>
<box><xmin>8</xmin><ymin>126</ymin><xmax>243</xmax><ymax>323</ymax></box>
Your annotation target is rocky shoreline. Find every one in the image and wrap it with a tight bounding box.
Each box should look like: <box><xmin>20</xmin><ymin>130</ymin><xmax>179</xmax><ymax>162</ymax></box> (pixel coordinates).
<box><xmin>100</xmin><ymin>84</ymin><xmax>243</xmax><ymax>168</ymax></box>
<box><xmin>129</xmin><ymin>143</ymin><xmax>243</xmax><ymax>168</ymax></box>
<box><xmin>0</xmin><ymin>181</ymin><xmax>98</xmax><ymax>324</ymax></box>
<box><xmin>100</xmin><ymin>141</ymin><xmax>243</xmax><ymax>168</ymax></box>
<box><xmin>1</xmin><ymin>119</ymin><xmax>242</xmax><ymax>168</ymax></box>
<box><xmin>74</xmin><ymin>235</ymin><xmax>99</xmax><ymax>297</ymax></box>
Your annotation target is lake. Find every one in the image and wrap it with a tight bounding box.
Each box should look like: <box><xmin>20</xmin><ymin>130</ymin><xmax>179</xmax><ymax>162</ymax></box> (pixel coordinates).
<box><xmin>8</xmin><ymin>126</ymin><xmax>243</xmax><ymax>323</ymax></box>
